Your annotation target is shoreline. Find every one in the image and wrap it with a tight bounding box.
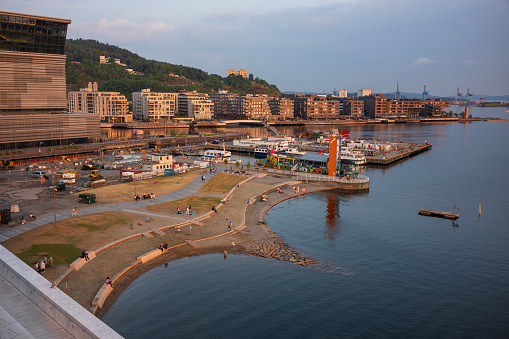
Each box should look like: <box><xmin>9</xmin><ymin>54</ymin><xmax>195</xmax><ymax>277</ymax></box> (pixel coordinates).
<box><xmin>90</xmin><ymin>180</ymin><xmax>337</xmax><ymax>318</ymax></box>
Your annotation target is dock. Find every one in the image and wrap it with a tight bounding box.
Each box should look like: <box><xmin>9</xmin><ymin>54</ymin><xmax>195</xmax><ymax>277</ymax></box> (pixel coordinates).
<box><xmin>418</xmin><ymin>208</ymin><xmax>459</xmax><ymax>220</ymax></box>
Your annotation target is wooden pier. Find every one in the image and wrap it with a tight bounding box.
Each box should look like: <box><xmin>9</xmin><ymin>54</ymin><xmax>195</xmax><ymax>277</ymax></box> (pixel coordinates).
<box><xmin>418</xmin><ymin>208</ymin><xmax>459</xmax><ymax>220</ymax></box>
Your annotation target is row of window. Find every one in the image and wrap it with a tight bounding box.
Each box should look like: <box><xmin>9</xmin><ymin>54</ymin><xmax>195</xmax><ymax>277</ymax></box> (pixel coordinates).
<box><xmin>1</xmin><ymin>23</ymin><xmax>67</xmax><ymax>36</ymax></box>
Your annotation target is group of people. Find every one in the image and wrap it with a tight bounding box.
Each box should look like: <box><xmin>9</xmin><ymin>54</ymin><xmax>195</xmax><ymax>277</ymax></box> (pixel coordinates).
<box><xmin>20</xmin><ymin>213</ymin><xmax>37</xmax><ymax>224</ymax></box>
<box><xmin>72</xmin><ymin>207</ymin><xmax>78</xmax><ymax>217</ymax></box>
<box><xmin>176</xmin><ymin>206</ymin><xmax>193</xmax><ymax>215</ymax></box>
<box><xmin>292</xmin><ymin>186</ymin><xmax>305</xmax><ymax>194</ymax></box>
<box><xmin>158</xmin><ymin>242</ymin><xmax>169</xmax><ymax>252</ymax></box>
<box><xmin>33</xmin><ymin>255</ymin><xmax>53</xmax><ymax>273</ymax></box>
<box><xmin>209</xmin><ymin>167</ymin><xmax>218</xmax><ymax>174</ymax></box>
<box><xmin>134</xmin><ymin>193</ymin><xmax>156</xmax><ymax>202</ymax></box>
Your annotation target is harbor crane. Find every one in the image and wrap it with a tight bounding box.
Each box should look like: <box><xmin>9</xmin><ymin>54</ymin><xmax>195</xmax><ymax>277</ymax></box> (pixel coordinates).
<box><xmin>395</xmin><ymin>82</ymin><xmax>401</xmax><ymax>100</ymax></box>
<box><xmin>456</xmin><ymin>86</ymin><xmax>463</xmax><ymax>103</ymax></box>
<box><xmin>466</xmin><ymin>86</ymin><xmax>473</xmax><ymax>104</ymax></box>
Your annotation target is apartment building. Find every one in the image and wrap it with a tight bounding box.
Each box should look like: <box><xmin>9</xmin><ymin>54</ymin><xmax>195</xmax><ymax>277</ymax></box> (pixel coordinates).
<box><xmin>361</xmin><ymin>95</ymin><xmax>450</xmax><ymax>118</ymax></box>
<box><xmin>178</xmin><ymin>92</ymin><xmax>214</xmax><ymax>121</ymax></box>
<box><xmin>342</xmin><ymin>98</ymin><xmax>365</xmax><ymax>117</ymax></box>
<box><xmin>227</xmin><ymin>69</ymin><xmax>248</xmax><ymax>78</ymax></box>
<box><xmin>338</xmin><ymin>90</ymin><xmax>348</xmax><ymax>98</ymax></box>
<box><xmin>268</xmin><ymin>97</ymin><xmax>294</xmax><ymax>120</ymax></box>
<box><xmin>306</xmin><ymin>95</ymin><xmax>340</xmax><ymax>120</ymax></box>
<box><xmin>241</xmin><ymin>94</ymin><xmax>273</xmax><ymax>120</ymax></box>
<box><xmin>209</xmin><ymin>90</ymin><xmax>242</xmax><ymax>120</ymax></box>
<box><xmin>132</xmin><ymin>89</ymin><xmax>178</xmax><ymax>122</ymax></box>
<box><xmin>0</xmin><ymin>10</ymin><xmax>100</xmax><ymax>150</ymax></box>
<box><xmin>68</xmin><ymin>82</ymin><xmax>131</xmax><ymax>123</ymax></box>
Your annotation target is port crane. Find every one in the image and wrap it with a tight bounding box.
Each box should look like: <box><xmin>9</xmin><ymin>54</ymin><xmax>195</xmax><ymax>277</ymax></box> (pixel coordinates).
<box><xmin>395</xmin><ymin>82</ymin><xmax>401</xmax><ymax>100</ymax></box>
<box><xmin>456</xmin><ymin>86</ymin><xmax>463</xmax><ymax>103</ymax></box>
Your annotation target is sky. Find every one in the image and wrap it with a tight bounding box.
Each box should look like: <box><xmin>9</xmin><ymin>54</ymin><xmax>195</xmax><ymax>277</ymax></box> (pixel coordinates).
<box><xmin>3</xmin><ymin>0</ymin><xmax>509</xmax><ymax>96</ymax></box>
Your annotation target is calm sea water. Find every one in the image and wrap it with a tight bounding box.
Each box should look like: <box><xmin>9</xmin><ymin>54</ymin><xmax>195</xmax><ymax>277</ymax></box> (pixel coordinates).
<box><xmin>103</xmin><ymin>107</ymin><xmax>509</xmax><ymax>338</ymax></box>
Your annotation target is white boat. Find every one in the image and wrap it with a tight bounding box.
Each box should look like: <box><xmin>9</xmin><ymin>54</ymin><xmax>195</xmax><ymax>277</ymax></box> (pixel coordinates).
<box><xmin>254</xmin><ymin>147</ymin><xmax>269</xmax><ymax>158</ymax></box>
<box><xmin>340</xmin><ymin>147</ymin><xmax>366</xmax><ymax>165</ymax></box>
<box><xmin>204</xmin><ymin>150</ymin><xmax>231</xmax><ymax>162</ymax></box>
<box><xmin>281</xmin><ymin>147</ymin><xmax>306</xmax><ymax>156</ymax></box>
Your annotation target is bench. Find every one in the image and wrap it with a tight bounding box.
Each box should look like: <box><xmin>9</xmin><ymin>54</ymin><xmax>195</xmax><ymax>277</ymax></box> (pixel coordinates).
<box><xmin>69</xmin><ymin>251</ymin><xmax>96</xmax><ymax>271</ymax></box>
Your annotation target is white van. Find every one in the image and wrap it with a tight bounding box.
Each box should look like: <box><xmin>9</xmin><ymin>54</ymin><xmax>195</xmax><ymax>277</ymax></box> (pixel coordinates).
<box><xmin>31</xmin><ymin>171</ymin><xmax>46</xmax><ymax>178</ymax></box>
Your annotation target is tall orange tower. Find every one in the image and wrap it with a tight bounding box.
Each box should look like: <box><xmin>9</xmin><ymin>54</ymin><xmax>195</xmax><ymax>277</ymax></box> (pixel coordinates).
<box><xmin>465</xmin><ymin>107</ymin><xmax>469</xmax><ymax>119</ymax></box>
<box><xmin>328</xmin><ymin>135</ymin><xmax>338</xmax><ymax>177</ymax></box>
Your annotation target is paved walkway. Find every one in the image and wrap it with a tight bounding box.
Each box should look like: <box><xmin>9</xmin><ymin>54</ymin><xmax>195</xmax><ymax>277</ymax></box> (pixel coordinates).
<box><xmin>0</xmin><ymin>170</ymin><xmax>216</xmax><ymax>243</ymax></box>
<box><xmin>0</xmin><ymin>275</ymin><xmax>73</xmax><ymax>339</ymax></box>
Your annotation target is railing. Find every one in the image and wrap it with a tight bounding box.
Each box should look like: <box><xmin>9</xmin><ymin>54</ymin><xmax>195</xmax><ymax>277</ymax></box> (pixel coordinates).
<box><xmin>253</xmin><ymin>167</ymin><xmax>369</xmax><ymax>184</ymax></box>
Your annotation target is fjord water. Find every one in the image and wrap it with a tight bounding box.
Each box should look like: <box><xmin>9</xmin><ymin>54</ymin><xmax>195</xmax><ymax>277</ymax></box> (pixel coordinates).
<box><xmin>103</xmin><ymin>113</ymin><xmax>509</xmax><ymax>338</ymax></box>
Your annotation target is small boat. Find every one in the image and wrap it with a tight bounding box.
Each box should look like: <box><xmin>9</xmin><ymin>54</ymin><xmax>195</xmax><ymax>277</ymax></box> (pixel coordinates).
<box><xmin>254</xmin><ymin>147</ymin><xmax>269</xmax><ymax>159</ymax></box>
<box><xmin>203</xmin><ymin>150</ymin><xmax>231</xmax><ymax>162</ymax></box>
<box><xmin>280</xmin><ymin>147</ymin><xmax>306</xmax><ymax>156</ymax></box>
<box><xmin>340</xmin><ymin>147</ymin><xmax>367</xmax><ymax>165</ymax></box>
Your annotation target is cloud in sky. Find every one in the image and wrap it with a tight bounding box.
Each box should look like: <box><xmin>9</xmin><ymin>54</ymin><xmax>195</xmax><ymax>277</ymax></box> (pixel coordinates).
<box><xmin>413</xmin><ymin>57</ymin><xmax>438</xmax><ymax>65</ymax></box>
<box><xmin>70</xmin><ymin>18</ymin><xmax>175</xmax><ymax>43</ymax></box>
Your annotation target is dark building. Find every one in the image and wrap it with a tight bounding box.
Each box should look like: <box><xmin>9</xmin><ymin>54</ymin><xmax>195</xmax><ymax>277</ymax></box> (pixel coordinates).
<box><xmin>209</xmin><ymin>91</ymin><xmax>242</xmax><ymax>120</ymax></box>
<box><xmin>0</xmin><ymin>11</ymin><xmax>100</xmax><ymax>150</ymax></box>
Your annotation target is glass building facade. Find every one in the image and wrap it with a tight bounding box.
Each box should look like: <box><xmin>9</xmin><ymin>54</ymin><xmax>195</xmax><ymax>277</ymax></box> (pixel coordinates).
<box><xmin>0</xmin><ymin>13</ymin><xmax>68</xmax><ymax>54</ymax></box>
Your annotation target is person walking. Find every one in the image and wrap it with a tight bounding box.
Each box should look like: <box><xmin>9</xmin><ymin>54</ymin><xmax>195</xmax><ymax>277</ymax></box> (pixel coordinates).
<box><xmin>40</xmin><ymin>260</ymin><xmax>45</xmax><ymax>273</ymax></box>
<box><xmin>49</xmin><ymin>257</ymin><xmax>54</xmax><ymax>268</ymax></box>
<box><xmin>228</xmin><ymin>221</ymin><xmax>232</xmax><ymax>230</ymax></box>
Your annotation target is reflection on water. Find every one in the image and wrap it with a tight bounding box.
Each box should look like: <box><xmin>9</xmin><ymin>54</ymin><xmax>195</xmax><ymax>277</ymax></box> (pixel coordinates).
<box><xmin>325</xmin><ymin>192</ymin><xmax>340</xmax><ymax>247</ymax></box>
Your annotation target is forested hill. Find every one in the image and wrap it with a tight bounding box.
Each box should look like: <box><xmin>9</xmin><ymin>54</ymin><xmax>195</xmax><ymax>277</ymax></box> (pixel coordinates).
<box><xmin>64</xmin><ymin>39</ymin><xmax>280</xmax><ymax>99</ymax></box>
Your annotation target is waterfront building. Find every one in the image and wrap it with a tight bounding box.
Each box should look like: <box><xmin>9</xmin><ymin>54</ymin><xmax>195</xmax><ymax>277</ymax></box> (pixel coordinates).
<box><xmin>132</xmin><ymin>89</ymin><xmax>178</xmax><ymax>122</ymax></box>
<box><xmin>68</xmin><ymin>82</ymin><xmax>131</xmax><ymax>123</ymax></box>
<box><xmin>342</xmin><ymin>98</ymin><xmax>365</xmax><ymax>117</ymax></box>
<box><xmin>241</xmin><ymin>94</ymin><xmax>274</xmax><ymax>120</ymax></box>
<box><xmin>209</xmin><ymin>90</ymin><xmax>242</xmax><ymax>120</ymax></box>
<box><xmin>306</xmin><ymin>95</ymin><xmax>340</xmax><ymax>120</ymax></box>
<box><xmin>227</xmin><ymin>69</ymin><xmax>248</xmax><ymax>78</ymax></box>
<box><xmin>281</xmin><ymin>94</ymin><xmax>308</xmax><ymax>120</ymax></box>
<box><xmin>267</xmin><ymin>97</ymin><xmax>294</xmax><ymax>120</ymax></box>
<box><xmin>0</xmin><ymin>10</ymin><xmax>100</xmax><ymax>150</ymax></box>
<box><xmin>177</xmin><ymin>91</ymin><xmax>214</xmax><ymax>121</ymax></box>
<box><xmin>361</xmin><ymin>95</ymin><xmax>450</xmax><ymax>118</ymax></box>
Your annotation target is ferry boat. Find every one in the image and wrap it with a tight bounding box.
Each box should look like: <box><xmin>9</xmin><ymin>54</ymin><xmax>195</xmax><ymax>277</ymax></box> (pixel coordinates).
<box><xmin>203</xmin><ymin>150</ymin><xmax>231</xmax><ymax>162</ymax></box>
<box><xmin>340</xmin><ymin>147</ymin><xmax>367</xmax><ymax>165</ymax></box>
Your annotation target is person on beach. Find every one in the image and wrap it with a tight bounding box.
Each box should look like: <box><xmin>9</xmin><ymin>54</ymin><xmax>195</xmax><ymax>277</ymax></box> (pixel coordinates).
<box><xmin>177</xmin><ymin>207</ymin><xmax>181</xmax><ymax>214</ymax></box>
<box><xmin>106</xmin><ymin>277</ymin><xmax>113</xmax><ymax>288</ymax></box>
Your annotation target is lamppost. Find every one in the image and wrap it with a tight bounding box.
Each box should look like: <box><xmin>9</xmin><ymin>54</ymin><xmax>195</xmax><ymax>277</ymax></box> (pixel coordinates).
<box><xmin>52</xmin><ymin>174</ymin><xmax>57</xmax><ymax>228</ymax></box>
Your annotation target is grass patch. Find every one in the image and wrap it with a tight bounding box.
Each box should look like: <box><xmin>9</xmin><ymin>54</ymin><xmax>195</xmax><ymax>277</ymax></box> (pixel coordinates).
<box><xmin>146</xmin><ymin>196</ymin><xmax>222</xmax><ymax>213</ymax></box>
<box><xmin>198</xmin><ymin>173</ymin><xmax>244</xmax><ymax>194</ymax></box>
<box><xmin>18</xmin><ymin>243</ymin><xmax>81</xmax><ymax>266</ymax></box>
<box><xmin>69</xmin><ymin>169</ymin><xmax>204</xmax><ymax>203</ymax></box>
